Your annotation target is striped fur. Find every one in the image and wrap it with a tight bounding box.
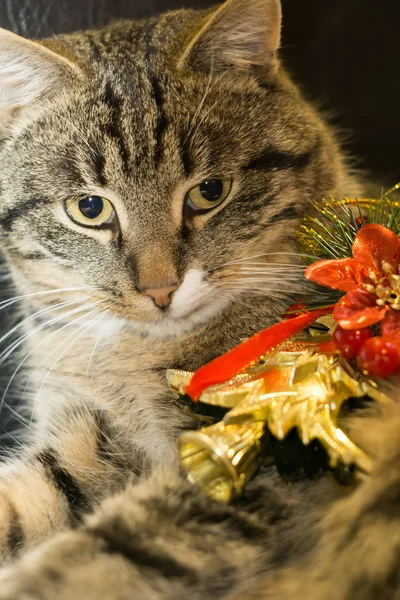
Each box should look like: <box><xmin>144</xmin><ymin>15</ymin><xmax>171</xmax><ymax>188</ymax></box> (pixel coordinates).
<box><xmin>0</xmin><ymin>0</ymin><xmax>383</xmax><ymax>598</ymax></box>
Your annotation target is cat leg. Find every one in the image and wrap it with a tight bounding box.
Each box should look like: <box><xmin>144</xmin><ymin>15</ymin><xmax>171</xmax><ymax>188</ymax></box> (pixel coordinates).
<box><xmin>235</xmin><ymin>404</ymin><xmax>400</xmax><ymax>600</ymax></box>
<box><xmin>2</xmin><ymin>464</ymin><xmax>398</xmax><ymax>600</ymax></box>
<box><xmin>0</xmin><ymin>471</ymin><xmax>290</xmax><ymax>600</ymax></box>
<box><xmin>0</xmin><ymin>406</ymin><xmax>141</xmax><ymax>562</ymax></box>
<box><xmin>1</xmin><ymin>431</ymin><xmax>400</xmax><ymax>600</ymax></box>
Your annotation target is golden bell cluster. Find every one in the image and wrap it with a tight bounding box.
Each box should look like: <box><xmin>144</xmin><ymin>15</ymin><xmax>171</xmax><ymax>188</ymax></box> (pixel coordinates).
<box><xmin>167</xmin><ymin>343</ymin><xmax>390</xmax><ymax>503</ymax></box>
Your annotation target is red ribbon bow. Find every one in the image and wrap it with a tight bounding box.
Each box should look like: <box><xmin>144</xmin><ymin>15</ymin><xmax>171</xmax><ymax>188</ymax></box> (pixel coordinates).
<box><xmin>186</xmin><ymin>306</ymin><xmax>333</xmax><ymax>401</ymax></box>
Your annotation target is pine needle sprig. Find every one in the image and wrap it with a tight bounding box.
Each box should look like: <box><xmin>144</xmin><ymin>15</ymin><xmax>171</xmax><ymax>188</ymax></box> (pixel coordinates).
<box><xmin>296</xmin><ymin>184</ymin><xmax>400</xmax><ymax>264</ymax></box>
<box><xmin>297</xmin><ymin>199</ymin><xmax>357</xmax><ymax>261</ymax></box>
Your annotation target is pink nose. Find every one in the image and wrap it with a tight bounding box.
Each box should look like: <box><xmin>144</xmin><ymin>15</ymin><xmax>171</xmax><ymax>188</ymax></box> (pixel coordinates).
<box><xmin>144</xmin><ymin>285</ymin><xmax>179</xmax><ymax>309</ymax></box>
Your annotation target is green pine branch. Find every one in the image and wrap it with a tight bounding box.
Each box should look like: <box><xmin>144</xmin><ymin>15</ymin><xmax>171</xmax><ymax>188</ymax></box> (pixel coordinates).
<box><xmin>297</xmin><ymin>185</ymin><xmax>400</xmax><ymax>264</ymax></box>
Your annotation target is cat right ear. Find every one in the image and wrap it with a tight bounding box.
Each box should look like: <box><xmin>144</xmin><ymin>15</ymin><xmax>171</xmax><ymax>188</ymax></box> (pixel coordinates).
<box><xmin>178</xmin><ymin>0</ymin><xmax>282</xmax><ymax>75</ymax></box>
<box><xmin>0</xmin><ymin>28</ymin><xmax>80</xmax><ymax>129</ymax></box>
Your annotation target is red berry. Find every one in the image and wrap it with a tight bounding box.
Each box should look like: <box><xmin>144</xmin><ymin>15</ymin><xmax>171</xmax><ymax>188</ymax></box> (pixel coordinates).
<box><xmin>357</xmin><ymin>337</ymin><xmax>400</xmax><ymax>378</ymax></box>
<box><xmin>356</xmin><ymin>216</ymin><xmax>369</xmax><ymax>227</ymax></box>
<box><xmin>333</xmin><ymin>326</ymin><xmax>372</xmax><ymax>360</ymax></box>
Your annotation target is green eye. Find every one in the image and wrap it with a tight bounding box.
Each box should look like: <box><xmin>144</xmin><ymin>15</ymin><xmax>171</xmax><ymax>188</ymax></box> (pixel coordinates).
<box><xmin>185</xmin><ymin>178</ymin><xmax>232</xmax><ymax>211</ymax></box>
<box><xmin>65</xmin><ymin>195</ymin><xmax>115</xmax><ymax>228</ymax></box>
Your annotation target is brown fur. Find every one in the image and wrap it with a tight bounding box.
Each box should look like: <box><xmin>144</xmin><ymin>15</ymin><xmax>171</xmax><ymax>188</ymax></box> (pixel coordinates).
<box><xmin>0</xmin><ymin>1</ymin><xmax>378</xmax><ymax>598</ymax></box>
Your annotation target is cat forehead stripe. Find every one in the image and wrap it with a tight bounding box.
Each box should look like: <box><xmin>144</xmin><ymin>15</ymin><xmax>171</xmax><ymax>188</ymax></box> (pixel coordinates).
<box><xmin>243</xmin><ymin>147</ymin><xmax>315</xmax><ymax>172</ymax></box>
<box><xmin>101</xmin><ymin>80</ymin><xmax>131</xmax><ymax>175</ymax></box>
<box><xmin>89</xmin><ymin>145</ymin><xmax>107</xmax><ymax>187</ymax></box>
<box><xmin>150</xmin><ymin>75</ymin><xmax>169</xmax><ymax>168</ymax></box>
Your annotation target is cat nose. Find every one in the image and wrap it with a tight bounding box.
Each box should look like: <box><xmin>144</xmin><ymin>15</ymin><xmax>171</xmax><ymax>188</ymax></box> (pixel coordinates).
<box><xmin>143</xmin><ymin>285</ymin><xmax>179</xmax><ymax>310</ymax></box>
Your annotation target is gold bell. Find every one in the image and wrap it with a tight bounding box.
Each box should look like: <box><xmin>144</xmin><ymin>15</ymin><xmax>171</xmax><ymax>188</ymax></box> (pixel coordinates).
<box><xmin>179</xmin><ymin>421</ymin><xmax>269</xmax><ymax>503</ymax></box>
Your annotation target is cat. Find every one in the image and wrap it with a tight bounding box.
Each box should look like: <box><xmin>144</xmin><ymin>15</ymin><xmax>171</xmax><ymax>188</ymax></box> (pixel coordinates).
<box><xmin>0</xmin><ymin>0</ymin><xmax>390</xmax><ymax>598</ymax></box>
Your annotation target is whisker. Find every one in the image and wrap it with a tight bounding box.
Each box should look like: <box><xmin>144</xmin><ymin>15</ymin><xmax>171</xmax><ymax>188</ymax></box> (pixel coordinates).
<box><xmin>0</xmin><ymin>427</ymin><xmax>28</xmax><ymax>448</ymax></box>
<box><xmin>234</xmin><ymin>272</ymin><xmax>308</xmax><ymax>278</ymax></box>
<box><xmin>0</xmin><ymin>286</ymin><xmax>96</xmax><ymax>312</ymax></box>
<box><xmin>222</xmin><ymin>288</ymin><xmax>326</xmax><ymax>299</ymax></box>
<box><xmin>221</xmin><ymin>280</ymin><xmax>323</xmax><ymax>290</ymax></box>
<box><xmin>219</xmin><ymin>278</ymin><xmax>325</xmax><ymax>293</ymax></box>
<box><xmin>31</xmin><ymin>309</ymin><xmax>112</xmax><ymax>423</ymax></box>
<box><xmin>0</xmin><ymin>300</ymin><xmax>105</xmax><ymax>367</ymax></box>
<box><xmin>0</xmin><ymin>296</ymin><xmax>89</xmax><ymax>347</ymax></box>
<box><xmin>184</xmin><ymin>60</ymin><xmax>215</xmax><ymax>144</ymax></box>
<box><xmin>216</xmin><ymin>273</ymin><xmax>311</xmax><ymax>283</ymax></box>
<box><xmin>184</xmin><ymin>67</ymin><xmax>229</xmax><ymax>144</ymax></box>
<box><xmin>237</xmin><ymin>265</ymin><xmax>306</xmax><ymax>270</ymax></box>
<box><xmin>189</xmin><ymin>90</ymin><xmax>229</xmax><ymax>145</ymax></box>
<box><xmin>0</xmin><ymin>398</ymin><xmax>30</xmax><ymax>427</ymax></box>
<box><xmin>210</xmin><ymin>252</ymin><xmax>319</xmax><ymax>272</ymax></box>
<box><xmin>1</xmin><ymin>303</ymin><xmax>109</xmax><ymax>413</ymax></box>
<box><xmin>228</xmin><ymin>277</ymin><xmax>310</xmax><ymax>284</ymax></box>
<box><xmin>86</xmin><ymin>314</ymin><xmax>117</xmax><ymax>376</ymax></box>
<box><xmin>46</xmin><ymin>107</ymin><xmax>97</xmax><ymax>156</ymax></box>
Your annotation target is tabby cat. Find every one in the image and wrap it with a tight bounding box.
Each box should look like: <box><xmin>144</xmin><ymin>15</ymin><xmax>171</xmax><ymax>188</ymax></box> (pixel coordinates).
<box><xmin>0</xmin><ymin>1</ymin><xmax>395</xmax><ymax>598</ymax></box>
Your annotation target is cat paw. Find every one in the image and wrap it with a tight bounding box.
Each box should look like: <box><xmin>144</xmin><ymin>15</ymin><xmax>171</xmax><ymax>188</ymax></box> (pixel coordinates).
<box><xmin>0</xmin><ymin>529</ymin><xmax>136</xmax><ymax>600</ymax></box>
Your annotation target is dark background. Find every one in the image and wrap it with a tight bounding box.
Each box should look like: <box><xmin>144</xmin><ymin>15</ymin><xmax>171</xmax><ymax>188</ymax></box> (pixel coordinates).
<box><xmin>0</xmin><ymin>0</ymin><xmax>399</xmax><ymax>449</ymax></box>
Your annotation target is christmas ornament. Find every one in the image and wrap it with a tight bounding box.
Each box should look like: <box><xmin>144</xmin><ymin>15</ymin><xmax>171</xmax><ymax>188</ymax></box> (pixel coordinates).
<box><xmin>333</xmin><ymin>326</ymin><xmax>371</xmax><ymax>359</ymax></box>
<box><xmin>167</xmin><ymin>186</ymin><xmax>400</xmax><ymax>503</ymax></box>
<box><xmin>357</xmin><ymin>337</ymin><xmax>400</xmax><ymax>378</ymax></box>
<box><xmin>168</xmin><ymin>348</ymin><xmax>390</xmax><ymax>502</ymax></box>
<box><xmin>305</xmin><ymin>223</ymin><xmax>400</xmax><ymax>330</ymax></box>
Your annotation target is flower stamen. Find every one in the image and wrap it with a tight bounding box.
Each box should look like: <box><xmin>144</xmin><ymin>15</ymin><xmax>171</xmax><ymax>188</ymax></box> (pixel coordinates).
<box><xmin>363</xmin><ymin>269</ymin><xmax>400</xmax><ymax>310</ymax></box>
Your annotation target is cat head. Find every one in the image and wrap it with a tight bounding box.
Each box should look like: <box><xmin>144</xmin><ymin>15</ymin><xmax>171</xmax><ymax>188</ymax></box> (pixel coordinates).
<box><xmin>0</xmin><ymin>0</ymin><xmax>358</xmax><ymax>340</ymax></box>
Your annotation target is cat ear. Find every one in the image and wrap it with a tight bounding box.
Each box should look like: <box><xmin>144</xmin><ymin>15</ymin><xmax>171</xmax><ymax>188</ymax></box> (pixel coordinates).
<box><xmin>0</xmin><ymin>28</ymin><xmax>80</xmax><ymax>128</ymax></box>
<box><xmin>179</xmin><ymin>0</ymin><xmax>282</xmax><ymax>74</ymax></box>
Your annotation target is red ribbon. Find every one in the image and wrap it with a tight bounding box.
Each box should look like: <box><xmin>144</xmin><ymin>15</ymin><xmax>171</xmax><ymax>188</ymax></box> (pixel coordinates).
<box><xmin>185</xmin><ymin>306</ymin><xmax>334</xmax><ymax>401</ymax></box>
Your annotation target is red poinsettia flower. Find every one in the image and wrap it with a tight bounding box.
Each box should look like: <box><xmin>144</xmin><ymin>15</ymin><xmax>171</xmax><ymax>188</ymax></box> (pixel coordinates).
<box><xmin>305</xmin><ymin>223</ymin><xmax>400</xmax><ymax>332</ymax></box>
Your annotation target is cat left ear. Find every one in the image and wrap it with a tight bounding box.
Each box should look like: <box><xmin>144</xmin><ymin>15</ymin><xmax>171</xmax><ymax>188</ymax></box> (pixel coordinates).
<box><xmin>0</xmin><ymin>28</ymin><xmax>81</xmax><ymax>129</ymax></box>
<box><xmin>178</xmin><ymin>0</ymin><xmax>282</xmax><ymax>74</ymax></box>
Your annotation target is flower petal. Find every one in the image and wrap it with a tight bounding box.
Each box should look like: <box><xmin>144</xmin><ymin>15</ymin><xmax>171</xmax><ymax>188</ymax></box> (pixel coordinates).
<box><xmin>333</xmin><ymin>288</ymin><xmax>387</xmax><ymax>330</ymax></box>
<box><xmin>305</xmin><ymin>258</ymin><xmax>365</xmax><ymax>292</ymax></box>
<box><xmin>352</xmin><ymin>224</ymin><xmax>399</xmax><ymax>270</ymax></box>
